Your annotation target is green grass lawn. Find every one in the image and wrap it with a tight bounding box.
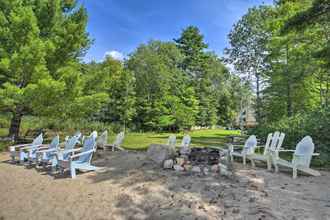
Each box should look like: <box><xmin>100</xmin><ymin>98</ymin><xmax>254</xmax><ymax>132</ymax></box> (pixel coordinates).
<box><xmin>119</xmin><ymin>129</ymin><xmax>240</xmax><ymax>150</ymax></box>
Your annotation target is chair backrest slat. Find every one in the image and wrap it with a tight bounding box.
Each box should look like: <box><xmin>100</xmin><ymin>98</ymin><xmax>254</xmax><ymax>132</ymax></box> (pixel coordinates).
<box><xmin>269</xmin><ymin>131</ymin><xmax>280</xmax><ymax>152</ymax></box>
<box><xmin>78</xmin><ymin>136</ymin><xmax>96</xmax><ymax>163</ymax></box>
<box><xmin>244</xmin><ymin>135</ymin><xmax>257</xmax><ymax>154</ymax></box>
<box><xmin>50</xmin><ymin>135</ymin><xmax>60</xmax><ymax>150</ymax></box>
<box><xmin>263</xmin><ymin>133</ymin><xmax>273</xmax><ymax>155</ymax></box>
<box><xmin>292</xmin><ymin>136</ymin><xmax>314</xmax><ymax>167</ymax></box>
<box><xmin>114</xmin><ymin>132</ymin><xmax>125</xmax><ymax>147</ymax></box>
<box><xmin>97</xmin><ymin>130</ymin><xmax>108</xmax><ymax>148</ymax></box>
<box><xmin>276</xmin><ymin>133</ymin><xmax>285</xmax><ymax>150</ymax></box>
<box><xmin>63</xmin><ymin>135</ymin><xmax>81</xmax><ymax>160</ymax></box>
<box><xmin>32</xmin><ymin>133</ymin><xmax>43</xmax><ymax>146</ymax></box>
<box><xmin>181</xmin><ymin>135</ymin><xmax>191</xmax><ymax>148</ymax></box>
<box><xmin>167</xmin><ymin>135</ymin><xmax>176</xmax><ymax>146</ymax></box>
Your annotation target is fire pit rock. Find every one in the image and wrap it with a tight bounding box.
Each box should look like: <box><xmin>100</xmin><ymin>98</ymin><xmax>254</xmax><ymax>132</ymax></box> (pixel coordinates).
<box><xmin>147</xmin><ymin>144</ymin><xmax>176</xmax><ymax>165</ymax></box>
<box><xmin>163</xmin><ymin>159</ymin><xmax>174</xmax><ymax>169</ymax></box>
<box><xmin>191</xmin><ymin>166</ymin><xmax>201</xmax><ymax>173</ymax></box>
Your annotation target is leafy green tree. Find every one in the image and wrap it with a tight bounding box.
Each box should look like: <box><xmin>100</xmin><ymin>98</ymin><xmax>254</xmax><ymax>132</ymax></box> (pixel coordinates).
<box><xmin>225</xmin><ymin>6</ymin><xmax>273</xmax><ymax>122</ymax></box>
<box><xmin>90</xmin><ymin>57</ymin><xmax>136</xmax><ymax>130</ymax></box>
<box><xmin>263</xmin><ymin>0</ymin><xmax>321</xmax><ymax>119</ymax></box>
<box><xmin>127</xmin><ymin>40</ymin><xmax>199</xmax><ymax>131</ymax></box>
<box><xmin>282</xmin><ymin>0</ymin><xmax>330</xmax><ymax>106</ymax></box>
<box><xmin>0</xmin><ymin>0</ymin><xmax>107</xmax><ymax>139</ymax></box>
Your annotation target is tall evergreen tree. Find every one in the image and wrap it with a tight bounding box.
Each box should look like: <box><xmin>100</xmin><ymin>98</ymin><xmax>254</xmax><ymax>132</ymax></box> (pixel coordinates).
<box><xmin>175</xmin><ymin>26</ymin><xmax>229</xmax><ymax>127</ymax></box>
<box><xmin>174</xmin><ymin>26</ymin><xmax>208</xmax><ymax>78</ymax></box>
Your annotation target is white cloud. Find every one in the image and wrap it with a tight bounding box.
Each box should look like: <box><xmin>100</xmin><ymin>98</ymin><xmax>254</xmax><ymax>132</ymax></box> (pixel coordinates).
<box><xmin>104</xmin><ymin>50</ymin><xmax>125</xmax><ymax>61</ymax></box>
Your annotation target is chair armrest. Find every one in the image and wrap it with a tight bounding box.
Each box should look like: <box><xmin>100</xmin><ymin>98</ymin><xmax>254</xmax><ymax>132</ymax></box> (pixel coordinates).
<box><xmin>37</xmin><ymin>146</ymin><xmax>49</xmax><ymax>150</ymax></box>
<box><xmin>9</xmin><ymin>143</ymin><xmax>31</xmax><ymax>148</ymax></box>
<box><xmin>294</xmin><ymin>153</ymin><xmax>319</xmax><ymax>157</ymax></box>
<box><xmin>9</xmin><ymin>143</ymin><xmax>32</xmax><ymax>151</ymax></box>
<box><xmin>19</xmin><ymin>144</ymin><xmax>43</xmax><ymax>151</ymax></box>
<box><xmin>70</xmin><ymin>149</ymin><xmax>95</xmax><ymax>159</ymax></box>
<box><xmin>231</xmin><ymin>144</ymin><xmax>244</xmax><ymax>147</ymax></box>
<box><xmin>255</xmin><ymin>145</ymin><xmax>265</xmax><ymax>148</ymax></box>
<box><xmin>59</xmin><ymin>148</ymin><xmax>82</xmax><ymax>155</ymax></box>
<box><xmin>278</xmin><ymin>149</ymin><xmax>295</xmax><ymax>152</ymax></box>
<box><xmin>230</xmin><ymin>145</ymin><xmax>244</xmax><ymax>151</ymax></box>
<box><xmin>36</xmin><ymin>148</ymin><xmax>57</xmax><ymax>154</ymax></box>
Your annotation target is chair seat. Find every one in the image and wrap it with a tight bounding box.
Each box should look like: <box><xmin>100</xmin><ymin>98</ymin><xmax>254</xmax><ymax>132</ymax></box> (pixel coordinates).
<box><xmin>231</xmin><ymin>151</ymin><xmax>243</xmax><ymax>157</ymax></box>
<box><xmin>249</xmin><ymin>154</ymin><xmax>267</xmax><ymax>161</ymax></box>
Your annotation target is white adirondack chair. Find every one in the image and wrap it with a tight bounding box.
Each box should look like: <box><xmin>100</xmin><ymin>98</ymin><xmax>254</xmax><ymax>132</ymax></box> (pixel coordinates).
<box><xmin>28</xmin><ymin>135</ymin><xmax>60</xmax><ymax>166</ymax></box>
<box><xmin>180</xmin><ymin>134</ymin><xmax>191</xmax><ymax>156</ymax></box>
<box><xmin>167</xmin><ymin>134</ymin><xmax>176</xmax><ymax>147</ymax></box>
<box><xmin>8</xmin><ymin>133</ymin><xmax>43</xmax><ymax>163</ymax></box>
<box><xmin>249</xmin><ymin>132</ymin><xmax>285</xmax><ymax>170</ymax></box>
<box><xmin>51</xmin><ymin>132</ymin><xmax>81</xmax><ymax>171</ymax></box>
<box><xmin>229</xmin><ymin>135</ymin><xmax>258</xmax><ymax>166</ymax></box>
<box><xmin>96</xmin><ymin>130</ymin><xmax>108</xmax><ymax>150</ymax></box>
<box><xmin>273</xmin><ymin>136</ymin><xmax>321</xmax><ymax>179</ymax></box>
<box><xmin>57</xmin><ymin>134</ymin><xmax>99</xmax><ymax>178</ymax></box>
<box><xmin>106</xmin><ymin>132</ymin><xmax>125</xmax><ymax>151</ymax></box>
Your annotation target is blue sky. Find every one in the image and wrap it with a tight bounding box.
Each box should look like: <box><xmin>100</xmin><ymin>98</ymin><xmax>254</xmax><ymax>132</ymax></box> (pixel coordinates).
<box><xmin>81</xmin><ymin>0</ymin><xmax>273</xmax><ymax>62</ymax></box>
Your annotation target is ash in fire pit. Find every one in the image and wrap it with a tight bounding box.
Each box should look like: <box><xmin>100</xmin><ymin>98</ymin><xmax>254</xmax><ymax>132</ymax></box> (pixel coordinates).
<box><xmin>188</xmin><ymin>148</ymin><xmax>221</xmax><ymax>166</ymax></box>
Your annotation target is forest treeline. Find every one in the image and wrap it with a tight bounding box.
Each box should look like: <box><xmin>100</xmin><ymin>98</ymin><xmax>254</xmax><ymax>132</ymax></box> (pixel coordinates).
<box><xmin>85</xmin><ymin>35</ymin><xmax>248</xmax><ymax>132</ymax></box>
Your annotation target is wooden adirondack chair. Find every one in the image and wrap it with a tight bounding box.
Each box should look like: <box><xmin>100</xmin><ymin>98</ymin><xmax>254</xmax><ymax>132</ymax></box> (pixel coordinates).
<box><xmin>273</xmin><ymin>136</ymin><xmax>321</xmax><ymax>179</ymax></box>
<box><xmin>8</xmin><ymin>133</ymin><xmax>44</xmax><ymax>164</ymax></box>
<box><xmin>229</xmin><ymin>135</ymin><xmax>258</xmax><ymax>166</ymax></box>
<box><xmin>58</xmin><ymin>134</ymin><xmax>99</xmax><ymax>178</ymax></box>
<box><xmin>249</xmin><ymin>132</ymin><xmax>285</xmax><ymax>170</ymax></box>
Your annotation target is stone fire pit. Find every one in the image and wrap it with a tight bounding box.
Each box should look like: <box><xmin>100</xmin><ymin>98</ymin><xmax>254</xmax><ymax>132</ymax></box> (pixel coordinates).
<box><xmin>147</xmin><ymin>144</ymin><xmax>233</xmax><ymax>177</ymax></box>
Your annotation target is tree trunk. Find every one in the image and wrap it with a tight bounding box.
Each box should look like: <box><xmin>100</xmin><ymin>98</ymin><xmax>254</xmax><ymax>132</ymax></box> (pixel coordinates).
<box><xmin>287</xmin><ymin>83</ymin><xmax>293</xmax><ymax>117</ymax></box>
<box><xmin>9</xmin><ymin>107</ymin><xmax>23</xmax><ymax>140</ymax></box>
<box><xmin>255</xmin><ymin>72</ymin><xmax>261</xmax><ymax>122</ymax></box>
<box><xmin>285</xmin><ymin>44</ymin><xmax>293</xmax><ymax>117</ymax></box>
<box><xmin>325</xmin><ymin>77</ymin><xmax>329</xmax><ymax>108</ymax></box>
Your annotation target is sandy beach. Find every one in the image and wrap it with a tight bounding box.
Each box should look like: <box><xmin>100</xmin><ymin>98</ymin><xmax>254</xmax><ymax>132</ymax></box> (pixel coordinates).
<box><xmin>0</xmin><ymin>151</ymin><xmax>329</xmax><ymax>220</ymax></box>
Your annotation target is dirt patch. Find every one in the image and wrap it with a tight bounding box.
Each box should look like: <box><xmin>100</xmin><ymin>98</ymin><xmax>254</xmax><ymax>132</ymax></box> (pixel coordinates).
<box><xmin>0</xmin><ymin>151</ymin><xmax>329</xmax><ymax>220</ymax></box>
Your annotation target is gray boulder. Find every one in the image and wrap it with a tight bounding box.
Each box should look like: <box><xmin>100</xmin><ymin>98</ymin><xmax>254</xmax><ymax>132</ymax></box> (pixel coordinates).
<box><xmin>147</xmin><ymin>144</ymin><xmax>177</xmax><ymax>165</ymax></box>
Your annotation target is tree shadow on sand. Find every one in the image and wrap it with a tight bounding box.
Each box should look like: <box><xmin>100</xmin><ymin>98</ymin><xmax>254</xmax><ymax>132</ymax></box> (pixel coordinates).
<box><xmin>85</xmin><ymin>151</ymin><xmax>281</xmax><ymax>220</ymax></box>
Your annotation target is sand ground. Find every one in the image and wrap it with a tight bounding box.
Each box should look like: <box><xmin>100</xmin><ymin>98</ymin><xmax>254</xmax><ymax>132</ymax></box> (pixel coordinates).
<box><xmin>0</xmin><ymin>151</ymin><xmax>329</xmax><ymax>220</ymax></box>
